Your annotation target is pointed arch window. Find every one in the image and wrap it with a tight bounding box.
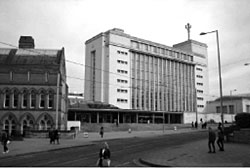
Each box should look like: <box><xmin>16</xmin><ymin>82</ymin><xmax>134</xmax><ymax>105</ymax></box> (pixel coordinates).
<box><xmin>22</xmin><ymin>90</ymin><xmax>28</xmax><ymax>108</ymax></box>
<box><xmin>13</xmin><ymin>89</ymin><xmax>19</xmax><ymax>108</ymax></box>
<box><xmin>30</xmin><ymin>90</ymin><xmax>36</xmax><ymax>108</ymax></box>
<box><xmin>39</xmin><ymin>114</ymin><xmax>52</xmax><ymax>130</ymax></box>
<box><xmin>39</xmin><ymin>90</ymin><xmax>45</xmax><ymax>108</ymax></box>
<box><xmin>48</xmin><ymin>91</ymin><xmax>54</xmax><ymax>109</ymax></box>
<box><xmin>4</xmin><ymin>89</ymin><xmax>11</xmax><ymax>108</ymax></box>
<box><xmin>21</xmin><ymin>115</ymin><xmax>34</xmax><ymax>134</ymax></box>
<box><xmin>3</xmin><ymin>115</ymin><xmax>16</xmax><ymax>135</ymax></box>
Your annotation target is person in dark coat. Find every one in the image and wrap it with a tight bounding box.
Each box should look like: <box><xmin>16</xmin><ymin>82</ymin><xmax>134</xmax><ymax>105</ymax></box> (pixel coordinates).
<box><xmin>204</xmin><ymin>122</ymin><xmax>207</xmax><ymax>129</ymax></box>
<box><xmin>49</xmin><ymin>128</ymin><xmax>55</xmax><ymax>144</ymax></box>
<box><xmin>97</xmin><ymin>142</ymin><xmax>111</xmax><ymax>167</ymax></box>
<box><xmin>1</xmin><ymin>129</ymin><xmax>9</xmax><ymax>154</ymax></box>
<box><xmin>217</xmin><ymin>127</ymin><xmax>224</xmax><ymax>151</ymax></box>
<box><xmin>54</xmin><ymin>129</ymin><xmax>60</xmax><ymax>144</ymax></box>
<box><xmin>195</xmin><ymin>121</ymin><xmax>198</xmax><ymax>128</ymax></box>
<box><xmin>100</xmin><ymin>127</ymin><xmax>104</xmax><ymax>138</ymax></box>
<box><xmin>218</xmin><ymin>122</ymin><xmax>222</xmax><ymax>130</ymax></box>
<box><xmin>208</xmin><ymin>127</ymin><xmax>216</xmax><ymax>153</ymax></box>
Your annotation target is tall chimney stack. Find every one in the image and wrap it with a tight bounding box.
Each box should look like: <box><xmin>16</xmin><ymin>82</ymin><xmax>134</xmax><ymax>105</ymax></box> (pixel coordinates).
<box><xmin>19</xmin><ymin>36</ymin><xmax>35</xmax><ymax>49</ymax></box>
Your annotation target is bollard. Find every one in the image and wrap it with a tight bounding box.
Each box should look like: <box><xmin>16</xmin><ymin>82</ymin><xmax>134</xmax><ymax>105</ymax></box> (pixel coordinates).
<box><xmin>83</xmin><ymin>132</ymin><xmax>89</xmax><ymax>138</ymax></box>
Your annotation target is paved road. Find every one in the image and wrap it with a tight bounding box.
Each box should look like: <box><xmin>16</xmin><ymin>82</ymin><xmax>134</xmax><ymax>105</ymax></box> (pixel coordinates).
<box><xmin>0</xmin><ymin>131</ymin><xmax>207</xmax><ymax>167</ymax></box>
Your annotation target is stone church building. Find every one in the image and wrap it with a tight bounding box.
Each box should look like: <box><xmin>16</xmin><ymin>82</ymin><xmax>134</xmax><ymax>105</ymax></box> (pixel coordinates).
<box><xmin>0</xmin><ymin>36</ymin><xmax>68</xmax><ymax>136</ymax></box>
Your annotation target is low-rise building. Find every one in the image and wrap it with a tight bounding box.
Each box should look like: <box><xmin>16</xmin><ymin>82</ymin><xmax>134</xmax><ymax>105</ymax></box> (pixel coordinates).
<box><xmin>206</xmin><ymin>95</ymin><xmax>250</xmax><ymax>114</ymax></box>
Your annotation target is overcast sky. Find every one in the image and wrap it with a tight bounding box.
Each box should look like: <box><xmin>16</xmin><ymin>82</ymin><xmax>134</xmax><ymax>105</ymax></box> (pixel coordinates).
<box><xmin>1</xmin><ymin>0</ymin><xmax>250</xmax><ymax>100</ymax></box>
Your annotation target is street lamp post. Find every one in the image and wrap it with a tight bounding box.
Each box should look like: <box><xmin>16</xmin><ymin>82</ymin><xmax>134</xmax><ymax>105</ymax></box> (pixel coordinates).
<box><xmin>200</xmin><ymin>30</ymin><xmax>224</xmax><ymax>130</ymax></box>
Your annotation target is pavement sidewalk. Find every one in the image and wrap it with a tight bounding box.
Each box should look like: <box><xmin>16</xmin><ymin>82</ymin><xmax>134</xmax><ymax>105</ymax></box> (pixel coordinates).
<box><xmin>2</xmin><ymin>128</ymin><xmax>250</xmax><ymax>167</ymax></box>
<box><xmin>140</xmin><ymin>138</ymin><xmax>250</xmax><ymax>167</ymax></box>
<box><xmin>1</xmin><ymin>128</ymin><xmax>199</xmax><ymax>158</ymax></box>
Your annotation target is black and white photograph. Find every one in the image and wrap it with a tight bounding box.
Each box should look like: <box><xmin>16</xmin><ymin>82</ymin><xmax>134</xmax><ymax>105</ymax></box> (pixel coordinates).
<box><xmin>0</xmin><ymin>0</ymin><xmax>250</xmax><ymax>167</ymax></box>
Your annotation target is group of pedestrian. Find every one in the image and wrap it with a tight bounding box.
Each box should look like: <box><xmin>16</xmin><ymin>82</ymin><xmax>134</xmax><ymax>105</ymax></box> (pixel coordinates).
<box><xmin>1</xmin><ymin>129</ymin><xmax>10</xmax><ymax>154</ymax></box>
<box><xmin>192</xmin><ymin>118</ymin><xmax>207</xmax><ymax>129</ymax></box>
<box><xmin>191</xmin><ymin>121</ymin><xmax>198</xmax><ymax>128</ymax></box>
<box><xmin>48</xmin><ymin>128</ymin><xmax>60</xmax><ymax>145</ymax></box>
<box><xmin>208</xmin><ymin>123</ymin><xmax>224</xmax><ymax>153</ymax></box>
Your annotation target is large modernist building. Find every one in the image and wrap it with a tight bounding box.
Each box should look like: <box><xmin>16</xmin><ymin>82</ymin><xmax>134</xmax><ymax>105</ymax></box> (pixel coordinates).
<box><xmin>84</xmin><ymin>28</ymin><xmax>208</xmax><ymax>123</ymax></box>
<box><xmin>0</xmin><ymin>36</ymin><xmax>68</xmax><ymax>135</ymax></box>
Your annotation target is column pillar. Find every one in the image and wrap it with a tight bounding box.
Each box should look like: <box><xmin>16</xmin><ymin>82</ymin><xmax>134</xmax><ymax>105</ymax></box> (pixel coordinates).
<box><xmin>152</xmin><ymin>113</ymin><xmax>155</xmax><ymax>124</ymax></box>
<box><xmin>136</xmin><ymin>113</ymin><xmax>138</xmax><ymax>123</ymax></box>
<box><xmin>89</xmin><ymin>113</ymin><xmax>91</xmax><ymax>123</ymax></box>
<box><xmin>117</xmin><ymin>112</ymin><xmax>120</xmax><ymax>124</ymax></box>
<box><xmin>168</xmin><ymin>114</ymin><xmax>171</xmax><ymax>124</ymax></box>
<box><xmin>123</xmin><ymin>114</ymin><xmax>125</xmax><ymax>123</ymax></box>
<box><xmin>97</xmin><ymin>112</ymin><xmax>99</xmax><ymax>124</ymax></box>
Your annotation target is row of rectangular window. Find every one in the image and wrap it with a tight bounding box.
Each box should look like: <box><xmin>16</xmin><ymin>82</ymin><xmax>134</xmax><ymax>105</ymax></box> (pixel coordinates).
<box><xmin>117</xmin><ymin>50</ymin><xmax>128</xmax><ymax>55</ymax></box>
<box><xmin>197</xmin><ymin>82</ymin><xmax>203</xmax><ymax>86</ymax></box>
<box><xmin>216</xmin><ymin>105</ymin><xmax>235</xmax><ymax>114</ymax></box>
<box><xmin>117</xmin><ymin>69</ymin><xmax>128</xmax><ymax>74</ymax></box>
<box><xmin>4</xmin><ymin>71</ymin><xmax>50</xmax><ymax>82</ymax></box>
<box><xmin>131</xmin><ymin>41</ymin><xmax>193</xmax><ymax>62</ymax></box>
<box><xmin>197</xmin><ymin>90</ymin><xmax>204</xmax><ymax>93</ymax></box>
<box><xmin>117</xmin><ymin>89</ymin><xmax>128</xmax><ymax>93</ymax></box>
<box><xmin>117</xmin><ymin>60</ymin><xmax>128</xmax><ymax>64</ymax></box>
<box><xmin>197</xmin><ymin>97</ymin><xmax>204</xmax><ymax>100</ymax></box>
<box><xmin>91</xmin><ymin>51</ymin><xmax>96</xmax><ymax>101</ymax></box>
<box><xmin>2</xmin><ymin>90</ymin><xmax>53</xmax><ymax>109</ymax></box>
<box><xmin>197</xmin><ymin>105</ymin><xmax>204</xmax><ymax>108</ymax></box>
<box><xmin>117</xmin><ymin>98</ymin><xmax>128</xmax><ymax>103</ymax></box>
<box><xmin>117</xmin><ymin>79</ymin><xmax>128</xmax><ymax>83</ymax></box>
<box><xmin>196</xmin><ymin>75</ymin><xmax>203</xmax><ymax>78</ymax></box>
<box><xmin>196</xmin><ymin>67</ymin><xmax>203</xmax><ymax>71</ymax></box>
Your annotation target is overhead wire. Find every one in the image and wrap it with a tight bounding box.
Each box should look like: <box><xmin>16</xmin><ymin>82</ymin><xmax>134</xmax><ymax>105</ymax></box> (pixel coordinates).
<box><xmin>0</xmin><ymin>40</ymin><xmax>236</xmax><ymax>98</ymax></box>
<box><xmin>0</xmin><ymin>40</ymin><xmax>198</xmax><ymax>91</ymax></box>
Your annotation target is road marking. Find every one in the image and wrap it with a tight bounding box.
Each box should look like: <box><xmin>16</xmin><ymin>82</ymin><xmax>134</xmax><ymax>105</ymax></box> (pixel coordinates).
<box><xmin>60</xmin><ymin>152</ymin><xmax>99</xmax><ymax>165</ymax></box>
<box><xmin>116</xmin><ymin>161</ymin><xmax>131</xmax><ymax>166</ymax></box>
<box><xmin>36</xmin><ymin>160</ymin><xmax>58</xmax><ymax>166</ymax></box>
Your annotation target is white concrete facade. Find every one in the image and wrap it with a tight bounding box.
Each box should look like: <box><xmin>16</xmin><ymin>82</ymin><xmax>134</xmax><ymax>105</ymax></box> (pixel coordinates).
<box><xmin>84</xmin><ymin>28</ymin><xmax>209</xmax><ymax>122</ymax></box>
<box><xmin>173</xmin><ymin>40</ymin><xmax>209</xmax><ymax>114</ymax></box>
<box><xmin>206</xmin><ymin>96</ymin><xmax>250</xmax><ymax>114</ymax></box>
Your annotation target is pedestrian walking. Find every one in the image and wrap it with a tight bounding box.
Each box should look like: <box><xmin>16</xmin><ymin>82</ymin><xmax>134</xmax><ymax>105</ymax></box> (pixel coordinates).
<box><xmin>191</xmin><ymin>121</ymin><xmax>194</xmax><ymax>128</ymax></box>
<box><xmin>217</xmin><ymin>127</ymin><xmax>224</xmax><ymax>151</ymax></box>
<box><xmin>1</xmin><ymin>129</ymin><xmax>10</xmax><ymax>154</ymax></box>
<box><xmin>100</xmin><ymin>127</ymin><xmax>104</xmax><ymax>138</ymax></box>
<box><xmin>195</xmin><ymin>121</ymin><xmax>198</xmax><ymax>128</ymax></box>
<box><xmin>204</xmin><ymin>122</ymin><xmax>207</xmax><ymax>129</ymax></box>
<box><xmin>54</xmin><ymin>129</ymin><xmax>60</xmax><ymax>144</ymax></box>
<box><xmin>97</xmin><ymin>142</ymin><xmax>111</xmax><ymax>167</ymax></box>
<box><xmin>218</xmin><ymin>122</ymin><xmax>222</xmax><ymax>130</ymax></box>
<box><xmin>208</xmin><ymin>127</ymin><xmax>216</xmax><ymax>153</ymax></box>
<box><xmin>49</xmin><ymin>128</ymin><xmax>55</xmax><ymax>144</ymax></box>
<box><xmin>200</xmin><ymin>118</ymin><xmax>203</xmax><ymax>129</ymax></box>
